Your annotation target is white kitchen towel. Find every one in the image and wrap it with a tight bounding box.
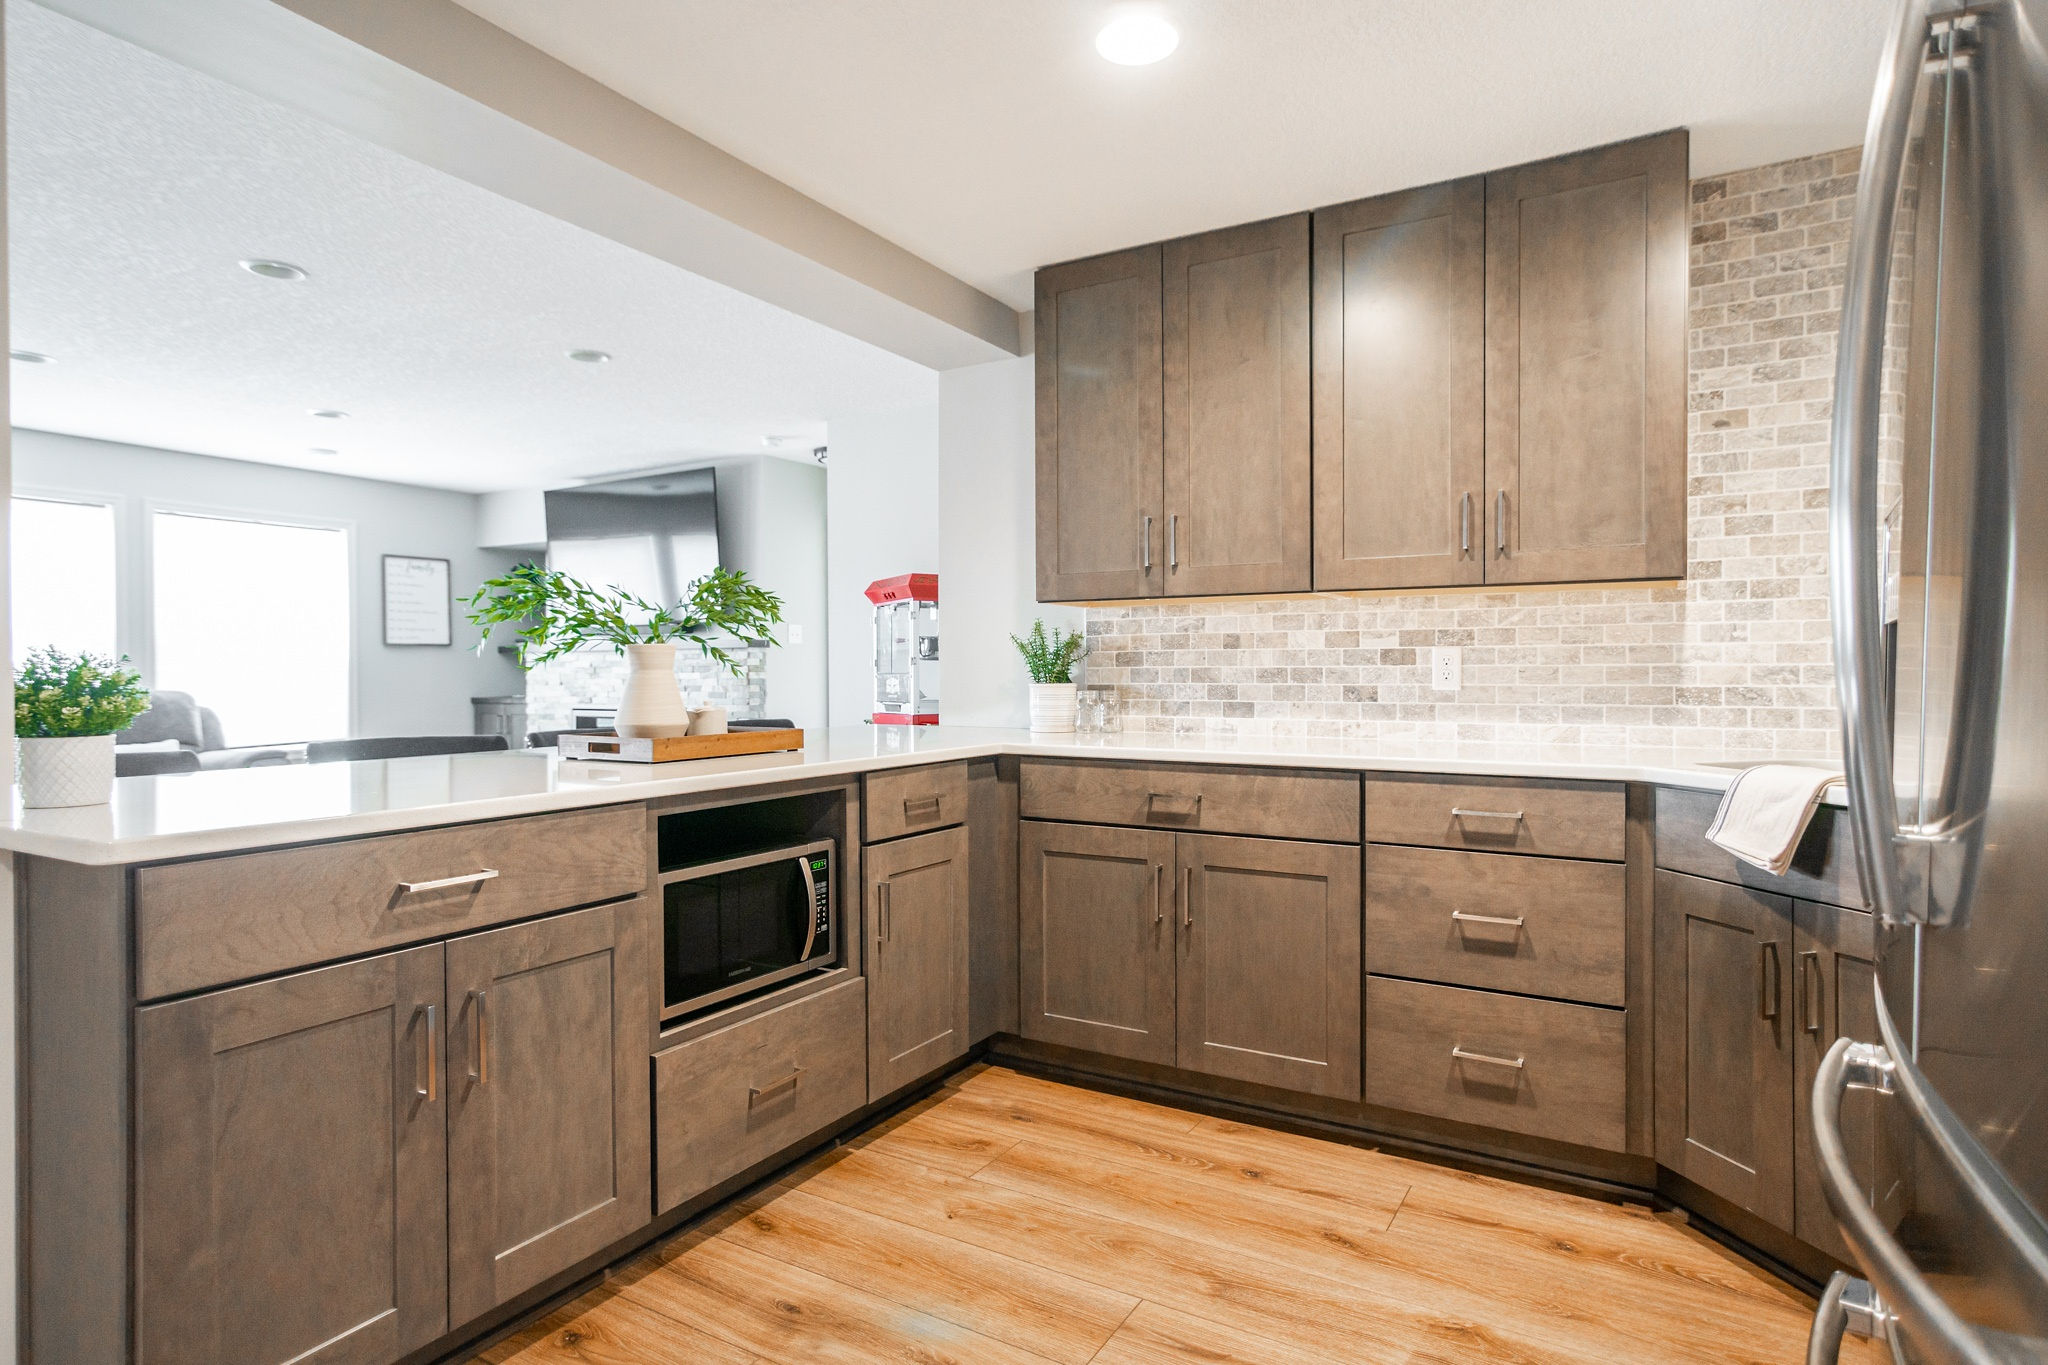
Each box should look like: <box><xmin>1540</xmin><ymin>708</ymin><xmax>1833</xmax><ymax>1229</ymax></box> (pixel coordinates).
<box><xmin>1705</xmin><ymin>764</ymin><xmax>1845</xmax><ymax>876</ymax></box>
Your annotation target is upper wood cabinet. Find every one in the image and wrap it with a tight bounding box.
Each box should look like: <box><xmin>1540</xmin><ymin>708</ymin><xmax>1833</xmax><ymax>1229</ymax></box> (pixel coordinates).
<box><xmin>1035</xmin><ymin>244</ymin><xmax>1165</xmax><ymax>601</ymax></box>
<box><xmin>1313</xmin><ymin>178</ymin><xmax>1485</xmax><ymax>590</ymax></box>
<box><xmin>1162</xmin><ymin>214</ymin><xmax>1312</xmax><ymax>596</ymax></box>
<box><xmin>1485</xmin><ymin>130</ymin><xmax>1689</xmax><ymax>584</ymax></box>
<box><xmin>1033</xmin><ymin>129</ymin><xmax>1689</xmax><ymax>599</ymax></box>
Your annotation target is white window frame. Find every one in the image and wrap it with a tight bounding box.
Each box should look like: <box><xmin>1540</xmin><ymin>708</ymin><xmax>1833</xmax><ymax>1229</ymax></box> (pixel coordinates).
<box><xmin>11</xmin><ymin>480</ymin><xmax>142</xmax><ymax>668</ymax></box>
<box><xmin>142</xmin><ymin>497</ymin><xmax>360</xmax><ymax>740</ymax></box>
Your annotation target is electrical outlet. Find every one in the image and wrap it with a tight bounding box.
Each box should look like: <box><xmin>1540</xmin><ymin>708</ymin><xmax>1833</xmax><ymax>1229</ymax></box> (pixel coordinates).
<box><xmin>1430</xmin><ymin>647</ymin><xmax>1461</xmax><ymax>693</ymax></box>
<box><xmin>789</xmin><ymin>624</ymin><xmax>805</xmax><ymax>645</ymax></box>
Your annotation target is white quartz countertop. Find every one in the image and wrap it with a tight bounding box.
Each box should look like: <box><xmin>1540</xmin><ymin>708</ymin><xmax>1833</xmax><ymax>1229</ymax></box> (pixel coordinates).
<box><xmin>0</xmin><ymin>725</ymin><xmax>1842</xmax><ymax>865</ymax></box>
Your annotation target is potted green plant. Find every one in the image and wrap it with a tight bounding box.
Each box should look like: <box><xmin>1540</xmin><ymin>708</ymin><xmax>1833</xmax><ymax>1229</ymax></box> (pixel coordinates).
<box><xmin>464</xmin><ymin>563</ymin><xmax>783</xmax><ymax>738</ymax></box>
<box><xmin>14</xmin><ymin>648</ymin><xmax>151</xmax><ymax>807</ymax></box>
<box><xmin>1010</xmin><ymin>619</ymin><xmax>1085</xmax><ymax>733</ymax></box>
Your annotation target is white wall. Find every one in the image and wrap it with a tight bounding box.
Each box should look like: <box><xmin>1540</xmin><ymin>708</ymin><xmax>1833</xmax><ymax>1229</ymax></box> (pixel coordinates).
<box><xmin>823</xmin><ymin>406</ymin><xmax>939</xmax><ymax>725</ymax></box>
<box><xmin>937</xmin><ymin>355</ymin><xmax>1079</xmax><ymax>727</ymax></box>
<box><xmin>13</xmin><ymin>429</ymin><xmax>523</xmax><ymax>739</ymax></box>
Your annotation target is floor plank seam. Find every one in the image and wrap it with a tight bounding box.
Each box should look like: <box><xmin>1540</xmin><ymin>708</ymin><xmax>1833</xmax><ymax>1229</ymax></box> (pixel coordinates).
<box><xmin>1383</xmin><ymin>1182</ymin><xmax>1413</xmax><ymax>1233</ymax></box>
<box><xmin>1082</xmin><ymin>1298</ymin><xmax>1145</xmax><ymax>1363</ymax></box>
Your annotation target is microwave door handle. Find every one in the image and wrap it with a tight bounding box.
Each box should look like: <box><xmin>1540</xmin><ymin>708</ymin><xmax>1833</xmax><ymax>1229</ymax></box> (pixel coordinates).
<box><xmin>796</xmin><ymin>855</ymin><xmax>820</xmax><ymax>963</ymax></box>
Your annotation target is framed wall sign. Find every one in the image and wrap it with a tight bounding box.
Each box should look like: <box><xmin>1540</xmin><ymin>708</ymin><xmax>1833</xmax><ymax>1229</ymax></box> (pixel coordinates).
<box><xmin>382</xmin><ymin>555</ymin><xmax>452</xmax><ymax>646</ymax></box>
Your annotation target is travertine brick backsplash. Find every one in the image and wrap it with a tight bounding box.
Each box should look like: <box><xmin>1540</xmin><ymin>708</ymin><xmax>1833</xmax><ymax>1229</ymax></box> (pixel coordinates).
<box><xmin>525</xmin><ymin>642</ymin><xmax>767</xmax><ymax>735</ymax></box>
<box><xmin>1085</xmin><ymin>147</ymin><xmax>1860</xmax><ymax>753</ymax></box>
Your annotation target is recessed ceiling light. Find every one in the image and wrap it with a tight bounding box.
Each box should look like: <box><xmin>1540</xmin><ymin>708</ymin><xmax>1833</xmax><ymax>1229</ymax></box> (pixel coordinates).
<box><xmin>308</xmin><ymin>447</ymin><xmax>339</xmax><ymax>456</ymax></box>
<box><xmin>1095</xmin><ymin>12</ymin><xmax>1178</xmax><ymax>65</ymax></box>
<box><xmin>309</xmin><ymin>409</ymin><xmax>349</xmax><ymax>420</ymax></box>
<box><xmin>9</xmin><ymin>349</ymin><xmax>54</xmax><ymax>364</ymax></box>
<box><xmin>240</xmin><ymin>259</ymin><xmax>308</xmax><ymax>281</ymax></box>
<box><xmin>567</xmin><ymin>349</ymin><xmax>611</xmax><ymax>364</ymax></box>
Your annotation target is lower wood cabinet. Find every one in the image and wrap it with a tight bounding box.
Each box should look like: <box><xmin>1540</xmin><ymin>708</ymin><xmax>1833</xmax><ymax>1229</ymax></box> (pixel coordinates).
<box><xmin>653</xmin><ymin>977</ymin><xmax>869</xmax><ymax>1214</ymax></box>
<box><xmin>1793</xmin><ymin>899</ymin><xmax>1892</xmax><ymax>1262</ymax></box>
<box><xmin>444</xmin><ymin>901</ymin><xmax>651</xmax><ymax>1324</ymax></box>
<box><xmin>867</xmin><ymin>825</ymin><xmax>972</xmax><ymax>1097</ymax></box>
<box><xmin>135</xmin><ymin>945</ymin><xmax>450</xmax><ymax>1365</ymax></box>
<box><xmin>1019</xmin><ymin>820</ymin><xmax>1178</xmax><ymax>1064</ymax></box>
<box><xmin>1176</xmin><ymin>832</ymin><xmax>1360</xmax><ymax>1097</ymax></box>
<box><xmin>1654</xmin><ymin>869</ymin><xmax>1796</xmax><ymax>1227</ymax></box>
<box><xmin>1020</xmin><ymin>820</ymin><xmax>1361</xmax><ymax>1099</ymax></box>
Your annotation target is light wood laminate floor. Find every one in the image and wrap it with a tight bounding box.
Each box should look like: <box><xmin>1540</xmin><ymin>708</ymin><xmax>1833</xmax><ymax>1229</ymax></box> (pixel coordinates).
<box><xmin>479</xmin><ymin>1063</ymin><xmax>1874</xmax><ymax>1364</ymax></box>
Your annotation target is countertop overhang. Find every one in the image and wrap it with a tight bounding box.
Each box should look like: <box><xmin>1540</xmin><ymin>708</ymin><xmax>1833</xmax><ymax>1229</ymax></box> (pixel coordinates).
<box><xmin>0</xmin><ymin>725</ymin><xmax>1843</xmax><ymax>865</ymax></box>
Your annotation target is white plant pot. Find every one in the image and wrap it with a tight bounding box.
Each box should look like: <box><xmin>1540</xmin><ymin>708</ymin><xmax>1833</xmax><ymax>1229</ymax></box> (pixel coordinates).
<box><xmin>616</xmin><ymin>643</ymin><xmax>693</xmax><ymax>739</ymax></box>
<box><xmin>18</xmin><ymin>734</ymin><xmax>117</xmax><ymax>808</ymax></box>
<box><xmin>1028</xmin><ymin>682</ymin><xmax>1078</xmax><ymax>734</ymax></box>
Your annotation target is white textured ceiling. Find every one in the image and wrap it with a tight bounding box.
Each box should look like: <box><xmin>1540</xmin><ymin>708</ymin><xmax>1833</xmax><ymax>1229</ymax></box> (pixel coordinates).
<box><xmin>5</xmin><ymin>0</ymin><xmax>937</xmax><ymax>493</ymax></box>
<box><xmin>455</xmin><ymin>0</ymin><xmax>1890</xmax><ymax>309</ymax></box>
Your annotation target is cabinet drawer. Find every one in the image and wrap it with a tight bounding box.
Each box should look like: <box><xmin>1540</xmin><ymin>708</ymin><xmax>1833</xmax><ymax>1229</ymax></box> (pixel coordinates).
<box><xmin>1365</xmin><ymin>845</ymin><xmax>1625</xmax><ymax>1005</ymax></box>
<box><xmin>653</xmin><ymin>977</ymin><xmax>869</xmax><ymax>1214</ymax></box>
<box><xmin>135</xmin><ymin>804</ymin><xmax>648</xmax><ymax>1000</ymax></box>
<box><xmin>1366</xmin><ymin>976</ymin><xmax>1625</xmax><ymax>1151</ymax></box>
<box><xmin>1020</xmin><ymin>760</ymin><xmax>1359</xmax><ymax>842</ymax></box>
<box><xmin>865</xmin><ymin>761</ymin><xmax>969</xmax><ymax>842</ymax></box>
<box><xmin>1365</xmin><ymin>774</ymin><xmax>1623</xmax><ymax>861</ymax></box>
<box><xmin>1655</xmin><ymin>785</ymin><xmax>1865</xmax><ymax>909</ymax></box>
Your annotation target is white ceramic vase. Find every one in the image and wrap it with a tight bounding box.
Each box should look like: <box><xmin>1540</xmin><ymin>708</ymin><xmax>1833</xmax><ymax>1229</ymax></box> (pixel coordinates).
<box><xmin>1028</xmin><ymin>682</ymin><xmax>1078</xmax><ymax>734</ymax></box>
<box><xmin>616</xmin><ymin>643</ymin><xmax>693</xmax><ymax>739</ymax></box>
<box><xmin>18</xmin><ymin>733</ymin><xmax>117</xmax><ymax>808</ymax></box>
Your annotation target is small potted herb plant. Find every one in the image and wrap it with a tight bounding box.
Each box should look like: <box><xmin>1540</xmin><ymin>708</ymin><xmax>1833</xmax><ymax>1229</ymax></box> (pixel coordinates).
<box><xmin>1010</xmin><ymin>619</ymin><xmax>1085</xmax><ymax>733</ymax></box>
<box><xmin>464</xmin><ymin>563</ymin><xmax>782</xmax><ymax>738</ymax></box>
<box><xmin>14</xmin><ymin>648</ymin><xmax>151</xmax><ymax>808</ymax></box>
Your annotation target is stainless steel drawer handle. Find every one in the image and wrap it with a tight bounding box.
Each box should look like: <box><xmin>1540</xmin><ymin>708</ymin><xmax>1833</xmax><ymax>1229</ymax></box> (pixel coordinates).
<box><xmin>749</xmin><ymin>1067</ymin><xmax>805</xmax><ymax>1105</ymax></box>
<box><xmin>399</xmin><ymin>868</ymin><xmax>500</xmax><ymax>895</ymax></box>
<box><xmin>1450</xmin><ymin>911</ymin><xmax>1526</xmax><ymax>930</ymax></box>
<box><xmin>1451</xmin><ymin>1046</ymin><xmax>1525</xmax><ymax>1071</ymax></box>
<box><xmin>1148</xmin><ymin>792</ymin><xmax>1202</xmax><ymax>817</ymax></box>
<box><xmin>903</xmin><ymin>794</ymin><xmax>942</xmax><ymax>818</ymax></box>
<box><xmin>1450</xmin><ymin>808</ymin><xmax>1523</xmax><ymax>824</ymax></box>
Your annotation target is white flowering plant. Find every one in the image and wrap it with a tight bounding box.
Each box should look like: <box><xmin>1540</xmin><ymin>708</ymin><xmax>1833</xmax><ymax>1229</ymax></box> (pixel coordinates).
<box><xmin>13</xmin><ymin>647</ymin><xmax>151</xmax><ymax>737</ymax></box>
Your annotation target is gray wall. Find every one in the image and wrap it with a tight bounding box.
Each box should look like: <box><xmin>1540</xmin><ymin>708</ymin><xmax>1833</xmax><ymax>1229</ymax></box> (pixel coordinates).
<box><xmin>13</xmin><ymin>428</ymin><xmax>523</xmax><ymax>737</ymax></box>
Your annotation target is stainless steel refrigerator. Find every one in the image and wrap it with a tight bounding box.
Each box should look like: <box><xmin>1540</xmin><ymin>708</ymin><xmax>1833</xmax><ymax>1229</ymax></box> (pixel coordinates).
<box><xmin>1817</xmin><ymin>0</ymin><xmax>2048</xmax><ymax>1359</ymax></box>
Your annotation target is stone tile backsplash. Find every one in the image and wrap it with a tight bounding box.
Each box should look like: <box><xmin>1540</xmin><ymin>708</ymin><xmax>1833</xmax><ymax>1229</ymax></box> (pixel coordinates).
<box><xmin>524</xmin><ymin>642</ymin><xmax>767</xmax><ymax>735</ymax></box>
<box><xmin>1084</xmin><ymin>146</ymin><xmax>1861</xmax><ymax>754</ymax></box>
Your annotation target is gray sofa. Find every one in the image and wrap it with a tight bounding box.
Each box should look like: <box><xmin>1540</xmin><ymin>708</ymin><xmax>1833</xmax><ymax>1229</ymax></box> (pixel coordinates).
<box><xmin>116</xmin><ymin>692</ymin><xmax>290</xmax><ymax>773</ymax></box>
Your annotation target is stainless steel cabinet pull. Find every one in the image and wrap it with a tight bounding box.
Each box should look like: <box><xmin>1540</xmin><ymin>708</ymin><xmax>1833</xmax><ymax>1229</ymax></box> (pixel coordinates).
<box><xmin>399</xmin><ymin>868</ymin><xmax>499</xmax><ymax>895</ymax></box>
<box><xmin>1451</xmin><ymin>1046</ymin><xmax>1525</xmax><ymax>1071</ymax></box>
<box><xmin>1147</xmin><ymin>791</ymin><xmax>1202</xmax><ymax>818</ymax></box>
<box><xmin>1142</xmin><ymin>514</ymin><xmax>1153</xmax><ymax>571</ymax></box>
<box><xmin>412</xmin><ymin>1004</ymin><xmax>437</xmax><ymax>1102</ymax></box>
<box><xmin>1758</xmin><ymin>941</ymin><xmax>1781</xmax><ymax>1021</ymax></box>
<box><xmin>1800</xmin><ymin>950</ymin><xmax>1824</xmax><ymax>1036</ymax></box>
<box><xmin>1450</xmin><ymin>807</ymin><xmax>1524</xmax><ymax>823</ymax></box>
<box><xmin>877</xmin><ymin>881</ymin><xmax>892</xmax><ymax>945</ymax></box>
<box><xmin>749</xmin><ymin>1067</ymin><xmax>805</xmax><ymax>1106</ymax></box>
<box><xmin>1152</xmin><ymin>863</ymin><xmax>1164</xmax><ymax>924</ymax></box>
<box><xmin>1495</xmin><ymin>490</ymin><xmax>1508</xmax><ymax>556</ymax></box>
<box><xmin>1168</xmin><ymin>514</ymin><xmax>1178</xmax><ymax>570</ymax></box>
<box><xmin>1460</xmin><ymin>492</ymin><xmax>1473</xmax><ymax>556</ymax></box>
<box><xmin>1182</xmin><ymin>867</ymin><xmax>1195</xmax><ymax>929</ymax></box>
<box><xmin>1451</xmin><ymin>910</ymin><xmax>1526</xmax><ymax>929</ymax></box>
<box><xmin>903</xmin><ymin>794</ymin><xmax>942</xmax><ymax>818</ymax></box>
<box><xmin>467</xmin><ymin>989</ymin><xmax>489</xmax><ymax>1085</ymax></box>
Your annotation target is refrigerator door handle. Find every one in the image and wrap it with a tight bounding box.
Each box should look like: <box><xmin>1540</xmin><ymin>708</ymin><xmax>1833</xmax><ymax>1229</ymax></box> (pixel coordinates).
<box><xmin>1806</xmin><ymin>1271</ymin><xmax>1892</xmax><ymax>1365</ymax></box>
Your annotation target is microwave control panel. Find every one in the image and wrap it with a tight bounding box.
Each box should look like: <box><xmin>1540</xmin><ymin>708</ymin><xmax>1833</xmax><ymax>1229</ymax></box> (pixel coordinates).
<box><xmin>810</xmin><ymin>854</ymin><xmax>833</xmax><ymax>942</ymax></box>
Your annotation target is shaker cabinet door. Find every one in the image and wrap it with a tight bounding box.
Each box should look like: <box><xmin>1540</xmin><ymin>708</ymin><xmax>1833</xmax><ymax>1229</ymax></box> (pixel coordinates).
<box><xmin>135</xmin><ymin>945</ymin><xmax>448</xmax><ymax>1365</ymax></box>
<box><xmin>1312</xmin><ymin>178</ymin><xmax>1486</xmax><ymax>590</ymax></box>
<box><xmin>1163</xmin><ymin>214</ymin><xmax>1312</xmax><ymax>597</ymax></box>
<box><xmin>445</xmin><ymin>900</ymin><xmax>651</xmax><ymax>1324</ymax></box>
<box><xmin>1484</xmin><ymin>130</ymin><xmax>1688</xmax><ymax>584</ymax></box>
<box><xmin>1654</xmin><ymin>869</ymin><xmax>1797</xmax><ymax>1229</ymax></box>
<box><xmin>868</xmin><ymin>824</ymin><xmax>973</xmax><ymax>1098</ymax></box>
<box><xmin>1035</xmin><ymin>245</ymin><xmax>1165</xmax><ymax>602</ymax></box>
<box><xmin>1793</xmin><ymin>900</ymin><xmax>1900</xmax><ymax>1263</ymax></box>
<box><xmin>1174</xmin><ymin>833</ymin><xmax>1361</xmax><ymax>1099</ymax></box>
<box><xmin>1019</xmin><ymin>820</ymin><xmax>1178</xmax><ymax>1063</ymax></box>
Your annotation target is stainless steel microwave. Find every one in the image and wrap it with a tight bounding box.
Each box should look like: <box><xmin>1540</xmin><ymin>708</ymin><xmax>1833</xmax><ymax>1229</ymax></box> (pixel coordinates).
<box><xmin>659</xmin><ymin>839</ymin><xmax>836</xmax><ymax>1022</ymax></box>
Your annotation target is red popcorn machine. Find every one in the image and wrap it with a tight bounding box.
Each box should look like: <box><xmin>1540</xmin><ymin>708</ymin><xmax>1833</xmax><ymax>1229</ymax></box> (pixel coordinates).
<box><xmin>866</xmin><ymin>573</ymin><xmax>939</xmax><ymax>725</ymax></box>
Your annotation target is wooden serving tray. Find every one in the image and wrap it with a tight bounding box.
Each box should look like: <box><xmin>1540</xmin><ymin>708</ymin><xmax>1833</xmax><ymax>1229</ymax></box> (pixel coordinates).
<box><xmin>557</xmin><ymin>728</ymin><xmax>805</xmax><ymax>763</ymax></box>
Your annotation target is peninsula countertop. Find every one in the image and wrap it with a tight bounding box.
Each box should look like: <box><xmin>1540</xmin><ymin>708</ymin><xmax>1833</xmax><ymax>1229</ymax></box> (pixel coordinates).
<box><xmin>0</xmin><ymin>725</ymin><xmax>1844</xmax><ymax>865</ymax></box>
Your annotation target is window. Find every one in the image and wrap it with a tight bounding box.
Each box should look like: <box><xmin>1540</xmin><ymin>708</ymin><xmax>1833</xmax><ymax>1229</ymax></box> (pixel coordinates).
<box><xmin>11</xmin><ymin>496</ymin><xmax>118</xmax><ymax>666</ymax></box>
<box><xmin>151</xmin><ymin>510</ymin><xmax>351</xmax><ymax>746</ymax></box>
